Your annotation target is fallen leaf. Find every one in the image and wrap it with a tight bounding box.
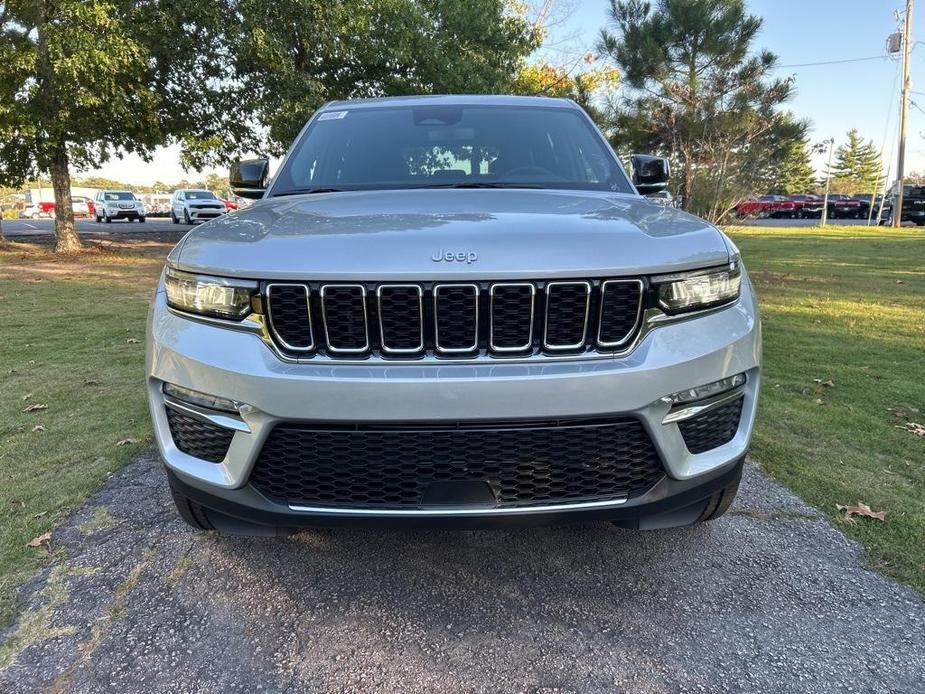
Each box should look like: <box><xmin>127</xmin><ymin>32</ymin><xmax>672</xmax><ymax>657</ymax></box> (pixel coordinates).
<box><xmin>27</xmin><ymin>532</ymin><xmax>51</xmax><ymax>547</ymax></box>
<box><xmin>20</xmin><ymin>392</ymin><xmax>33</xmax><ymax>401</ymax></box>
<box><xmin>895</xmin><ymin>422</ymin><xmax>925</xmax><ymax>437</ymax></box>
<box><xmin>836</xmin><ymin>502</ymin><xmax>886</xmax><ymax>521</ymax></box>
<box><xmin>813</xmin><ymin>398</ymin><xmax>824</xmax><ymax>405</ymax></box>
<box><xmin>895</xmin><ymin>279</ymin><xmax>905</xmax><ymax>284</ymax></box>
<box><xmin>116</xmin><ymin>438</ymin><xmax>140</xmax><ymax>446</ymax></box>
<box><xmin>84</xmin><ymin>378</ymin><xmax>100</xmax><ymax>386</ymax></box>
<box><xmin>813</xmin><ymin>378</ymin><xmax>835</xmax><ymax>388</ymax></box>
<box><xmin>33</xmin><ymin>511</ymin><xmax>47</xmax><ymax>519</ymax></box>
<box><xmin>31</xmin><ymin>425</ymin><xmax>46</xmax><ymax>433</ymax></box>
<box><xmin>22</xmin><ymin>403</ymin><xmax>48</xmax><ymax>413</ymax></box>
<box><xmin>125</xmin><ymin>338</ymin><xmax>139</xmax><ymax>344</ymax></box>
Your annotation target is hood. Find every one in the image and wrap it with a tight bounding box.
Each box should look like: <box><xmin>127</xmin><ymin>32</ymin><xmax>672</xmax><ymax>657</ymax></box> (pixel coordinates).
<box><xmin>172</xmin><ymin>189</ymin><xmax>729</xmax><ymax>281</ymax></box>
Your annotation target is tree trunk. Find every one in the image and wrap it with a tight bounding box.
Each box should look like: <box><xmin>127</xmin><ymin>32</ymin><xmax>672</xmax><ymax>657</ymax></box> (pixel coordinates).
<box><xmin>49</xmin><ymin>140</ymin><xmax>80</xmax><ymax>253</ymax></box>
<box><xmin>0</xmin><ymin>215</ymin><xmax>5</xmax><ymax>243</ymax></box>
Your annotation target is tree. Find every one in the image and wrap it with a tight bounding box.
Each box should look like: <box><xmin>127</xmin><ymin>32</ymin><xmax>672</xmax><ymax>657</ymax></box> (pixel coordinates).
<box><xmin>232</xmin><ymin>0</ymin><xmax>542</xmax><ymax>154</ymax></box>
<box><xmin>769</xmin><ymin>136</ymin><xmax>816</xmax><ymax>195</ymax></box>
<box><xmin>598</xmin><ymin>0</ymin><xmax>807</xmax><ymax>219</ymax></box>
<box><xmin>511</xmin><ymin>58</ymin><xmax>620</xmax><ymax>126</ymax></box>
<box><xmin>0</xmin><ymin>1</ymin><xmax>245</xmax><ymax>252</ymax></box>
<box><xmin>827</xmin><ymin>129</ymin><xmax>882</xmax><ymax>194</ymax></box>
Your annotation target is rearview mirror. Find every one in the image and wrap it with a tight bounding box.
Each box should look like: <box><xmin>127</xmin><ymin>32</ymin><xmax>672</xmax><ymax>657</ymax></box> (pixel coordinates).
<box><xmin>230</xmin><ymin>159</ymin><xmax>269</xmax><ymax>199</ymax></box>
<box><xmin>630</xmin><ymin>154</ymin><xmax>670</xmax><ymax>196</ymax></box>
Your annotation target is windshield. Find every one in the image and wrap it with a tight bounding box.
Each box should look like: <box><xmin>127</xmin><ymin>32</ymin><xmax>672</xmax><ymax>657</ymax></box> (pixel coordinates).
<box><xmin>271</xmin><ymin>104</ymin><xmax>631</xmax><ymax>195</ymax></box>
<box><xmin>186</xmin><ymin>191</ymin><xmax>217</xmax><ymax>200</ymax></box>
<box><xmin>104</xmin><ymin>192</ymin><xmax>135</xmax><ymax>201</ymax></box>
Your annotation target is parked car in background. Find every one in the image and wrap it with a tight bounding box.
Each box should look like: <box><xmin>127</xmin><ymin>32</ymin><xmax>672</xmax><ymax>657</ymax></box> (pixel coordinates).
<box><xmin>825</xmin><ymin>194</ymin><xmax>862</xmax><ymax>219</ymax></box>
<box><xmin>170</xmin><ymin>189</ymin><xmax>227</xmax><ymax>224</ymax></box>
<box><xmin>787</xmin><ymin>194</ymin><xmax>824</xmax><ymax>218</ymax></box>
<box><xmin>94</xmin><ymin>190</ymin><xmax>146</xmax><ymax>223</ymax></box>
<box><xmin>71</xmin><ymin>196</ymin><xmax>91</xmax><ymax>218</ymax></box>
<box><xmin>20</xmin><ymin>205</ymin><xmax>41</xmax><ymax>219</ymax></box>
<box><xmin>222</xmin><ymin>198</ymin><xmax>239</xmax><ymax>211</ymax></box>
<box><xmin>883</xmin><ymin>185</ymin><xmax>925</xmax><ymax>225</ymax></box>
<box><xmin>734</xmin><ymin>194</ymin><xmax>798</xmax><ymax>219</ymax></box>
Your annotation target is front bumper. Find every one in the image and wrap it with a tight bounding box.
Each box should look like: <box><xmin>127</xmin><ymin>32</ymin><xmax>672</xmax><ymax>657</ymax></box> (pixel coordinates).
<box><xmin>108</xmin><ymin>209</ymin><xmax>143</xmax><ymax>219</ymax></box>
<box><xmin>187</xmin><ymin>208</ymin><xmax>226</xmax><ymax>222</ymax></box>
<box><xmin>146</xmin><ymin>274</ymin><xmax>761</xmax><ymax>526</ymax></box>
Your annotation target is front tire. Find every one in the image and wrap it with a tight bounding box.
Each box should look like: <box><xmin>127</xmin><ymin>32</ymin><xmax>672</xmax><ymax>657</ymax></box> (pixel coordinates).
<box><xmin>139</xmin><ymin>216</ymin><xmax>146</xmax><ymax>223</ymax></box>
<box><xmin>169</xmin><ymin>480</ymin><xmax>214</xmax><ymax>531</ymax></box>
<box><xmin>183</xmin><ymin>209</ymin><xmax>191</xmax><ymax>225</ymax></box>
<box><xmin>104</xmin><ymin>214</ymin><xmax>112</xmax><ymax>224</ymax></box>
<box><xmin>694</xmin><ymin>465</ymin><xmax>742</xmax><ymax>523</ymax></box>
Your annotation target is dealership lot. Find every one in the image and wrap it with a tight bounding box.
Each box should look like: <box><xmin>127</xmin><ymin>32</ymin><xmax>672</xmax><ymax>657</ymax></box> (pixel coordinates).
<box><xmin>0</xmin><ymin>455</ymin><xmax>922</xmax><ymax>693</ymax></box>
<box><xmin>3</xmin><ymin>218</ymin><xmax>192</xmax><ymax>237</ymax></box>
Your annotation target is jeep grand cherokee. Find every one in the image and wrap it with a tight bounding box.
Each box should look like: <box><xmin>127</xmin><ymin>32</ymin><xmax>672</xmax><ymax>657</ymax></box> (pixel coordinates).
<box><xmin>146</xmin><ymin>95</ymin><xmax>760</xmax><ymax>535</ymax></box>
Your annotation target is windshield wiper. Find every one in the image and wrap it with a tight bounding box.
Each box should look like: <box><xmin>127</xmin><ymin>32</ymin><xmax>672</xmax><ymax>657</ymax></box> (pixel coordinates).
<box><xmin>416</xmin><ymin>182</ymin><xmax>543</xmax><ymax>189</ymax></box>
<box><xmin>272</xmin><ymin>187</ymin><xmax>345</xmax><ymax>197</ymax></box>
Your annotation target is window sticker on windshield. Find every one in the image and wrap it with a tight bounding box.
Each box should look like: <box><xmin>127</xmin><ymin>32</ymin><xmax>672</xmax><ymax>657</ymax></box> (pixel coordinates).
<box><xmin>318</xmin><ymin>111</ymin><xmax>348</xmax><ymax>121</ymax></box>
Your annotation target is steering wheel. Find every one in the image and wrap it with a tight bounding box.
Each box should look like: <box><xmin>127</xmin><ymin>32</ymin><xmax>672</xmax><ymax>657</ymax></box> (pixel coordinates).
<box><xmin>502</xmin><ymin>165</ymin><xmax>557</xmax><ymax>178</ymax></box>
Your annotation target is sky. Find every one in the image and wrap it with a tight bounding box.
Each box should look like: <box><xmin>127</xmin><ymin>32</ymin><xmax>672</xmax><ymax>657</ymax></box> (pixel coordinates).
<box><xmin>83</xmin><ymin>0</ymin><xmax>922</xmax><ymax>185</ymax></box>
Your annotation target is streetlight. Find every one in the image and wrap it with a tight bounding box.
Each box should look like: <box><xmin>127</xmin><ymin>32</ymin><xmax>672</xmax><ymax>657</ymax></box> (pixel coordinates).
<box><xmin>818</xmin><ymin>138</ymin><xmax>835</xmax><ymax>227</ymax></box>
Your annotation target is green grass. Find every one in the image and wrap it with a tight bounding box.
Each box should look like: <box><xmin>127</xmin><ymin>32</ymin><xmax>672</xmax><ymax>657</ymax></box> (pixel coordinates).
<box><xmin>727</xmin><ymin>225</ymin><xmax>925</xmax><ymax>593</ymax></box>
<box><xmin>0</xmin><ymin>226</ymin><xmax>922</xmax><ymax>628</ymax></box>
<box><xmin>0</xmin><ymin>238</ymin><xmax>170</xmax><ymax>626</ymax></box>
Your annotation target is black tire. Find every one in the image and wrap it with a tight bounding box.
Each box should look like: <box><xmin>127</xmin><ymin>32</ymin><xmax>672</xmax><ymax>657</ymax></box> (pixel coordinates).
<box><xmin>104</xmin><ymin>214</ymin><xmax>112</xmax><ymax>224</ymax></box>
<box><xmin>169</xmin><ymin>480</ymin><xmax>214</xmax><ymax>531</ymax></box>
<box><xmin>183</xmin><ymin>209</ymin><xmax>191</xmax><ymax>225</ymax></box>
<box><xmin>695</xmin><ymin>465</ymin><xmax>742</xmax><ymax>523</ymax></box>
<box><xmin>171</xmin><ymin>210</ymin><xmax>179</xmax><ymax>224</ymax></box>
<box><xmin>139</xmin><ymin>216</ymin><xmax>146</xmax><ymax>223</ymax></box>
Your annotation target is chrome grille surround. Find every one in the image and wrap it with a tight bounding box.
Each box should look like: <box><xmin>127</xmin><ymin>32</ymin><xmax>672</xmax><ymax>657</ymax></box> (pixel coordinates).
<box><xmin>597</xmin><ymin>279</ymin><xmax>645</xmax><ymax>348</ymax></box>
<box><xmin>376</xmin><ymin>284</ymin><xmax>424</xmax><ymax>354</ymax></box>
<box><xmin>433</xmin><ymin>283</ymin><xmax>479</xmax><ymax>354</ymax></box>
<box><xmin>489</xmin><ymin>282</ymin><xmax>536</xmax><ymax>353</ymax></box>
<box><xmin>543</xmin><ymin>280</ymin><xmax>591</xmax><ymax>351</ymax></box>
<box><xmin>265</xmin><ymin>283</ymin><xmax>314</xmax><ymax>352</ymax></box>
<box><xmin>260</xmin><ymin>277</ymin><xmax>649</xmax><ymax>361</ymax></box>
<box><xmin>319</xmin><ymin>284</ymin><xmax>369</xmax><ymax>353</ymax></box>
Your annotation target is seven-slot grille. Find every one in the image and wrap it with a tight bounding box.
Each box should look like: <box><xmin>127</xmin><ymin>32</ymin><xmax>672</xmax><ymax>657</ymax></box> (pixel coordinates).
<box><xmin>264</xmin><ymin>279</ymin><xmax>644</xmax><ymax>359</ymax></box>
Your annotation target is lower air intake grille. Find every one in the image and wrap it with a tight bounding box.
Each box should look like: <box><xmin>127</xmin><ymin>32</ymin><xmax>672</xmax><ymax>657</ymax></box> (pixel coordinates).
<box><xmin>165</xmin><ymin>408</ymin><xmax>234</xmax><ymax>463</ymax></box>
<box><xmin>249</xmin><ymin>417</ymin><xmax>665</xmax><ymax>509</ymax></box>
<box><xmin>678</xmin><ymin>396</ymin><xmax>744</xmax><ymax>454</ymax></box>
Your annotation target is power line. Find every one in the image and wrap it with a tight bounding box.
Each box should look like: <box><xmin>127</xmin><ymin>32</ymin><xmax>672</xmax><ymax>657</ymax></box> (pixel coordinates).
<box><xmin>773</xmin><ymin>54</ymin><xmax>890</xmax><ymax>69</ymax></box>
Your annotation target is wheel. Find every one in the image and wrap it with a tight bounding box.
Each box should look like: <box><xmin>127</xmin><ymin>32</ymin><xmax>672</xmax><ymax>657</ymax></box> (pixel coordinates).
<box><xmin>139</xmin><ymin>216</ymin><xmax>146</xmax><ymax>223</ymax></box>
<box><xmin>695</xmin><ymin>465</ymin><xmax>742</xmax><ymax>523</ymax></box>
<box><xmin>95</xmin><ymin>214</ymin><xmax>101</xmax><ymax>223</ymax></box>
<box><xmin>171</xmin><ymin>210</ymin><xmax>179</xmax><ymax>224</ymax></box>
<box><xmin>169</xmin><ymin>480</ymin><xmax>214</xmax><ymax>531</ymax></box>
<box><xmin>183</xmin><ymin>209</ymin><xmax>191</xmax><ymax>224</ymax></box>
<box><xmin>104</xmin><ymin>214</ymin><xmax>111</xmax><ymax>224</ymax></box>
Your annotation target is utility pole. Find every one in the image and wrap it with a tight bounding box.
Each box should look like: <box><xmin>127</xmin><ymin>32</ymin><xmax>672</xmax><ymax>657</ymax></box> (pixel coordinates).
<box><xmin>894</xmin><ymin>0</ymin><xmax>914</xmax><ymax>227</ymax></box>
<box><xmin>821</xmin><ymin>139</ymin><xmax>835</xmax><ymax>227</ymax></box>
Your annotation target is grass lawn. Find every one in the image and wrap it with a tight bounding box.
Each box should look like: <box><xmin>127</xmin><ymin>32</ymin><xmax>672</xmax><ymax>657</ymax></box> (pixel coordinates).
<box><xmin>0</xmin><ymin>235</ymin><xmax>176</xmax><ymax>626</ymax></box>
<box><xmin>0</xmin><ymin>225</ymin><xmax>922</xmax><ymax>627</ymax></box>
<box><xmin>727</xmin><ymin>225</ymin><xmax>924</xmax><ymax>593</ymax></box>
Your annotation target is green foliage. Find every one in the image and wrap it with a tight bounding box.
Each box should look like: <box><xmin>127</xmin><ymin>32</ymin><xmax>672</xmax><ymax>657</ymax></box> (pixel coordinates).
<box><xmin>598</xmin><ymin>0</ymin><xmax>808</xmax><ymax>220</ymax></box>
<box><xmin>0</xmin><ymin>0</ymin><xmax>245</xmax><ymax>250</ymax></box>
<box><xmin>769</xmin><ymin>137</ymin><xmax>816</xmax><ymax>194</ymax></box>
<box><xmin>827</xmin><ymin>129</ymin><xmax>883</xmax><ymax>195</ymax></box>
<box><xmin>233</xmin><ymin>0</ymin><xmax>541</xmax><ymax>154</ymax></box>
<box><xmin>510</xmin><ymin>61</ymin><xmax>619</xmax><ymax>125</ymax></box>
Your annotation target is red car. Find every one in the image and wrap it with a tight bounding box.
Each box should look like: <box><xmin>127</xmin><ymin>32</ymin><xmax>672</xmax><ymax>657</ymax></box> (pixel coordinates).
<box><xmin>734</xmin><ymin>195</ymin><xmax>799</xmax><ymax>219</ymax></box>
<box><xmin>222</xmin><ymin>198</ymin><xmax>239</xmax><ymax>211</ymax></box>
<box><xmin>788</xmin><ymin>194</ymin><xmax>824</xmax><ymax>218</ymax></box>
<box><xmin>825</xmin><ymin>194</ymin><xmax>863</xmax><ymax>219</ymax></box>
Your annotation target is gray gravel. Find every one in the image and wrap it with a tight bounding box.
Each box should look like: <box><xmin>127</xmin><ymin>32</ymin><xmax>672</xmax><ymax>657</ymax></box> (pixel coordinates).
<box><xmin>1</xmin><ymin>454</ymin><xmax>922</xmax><ymax>693</ymax></box>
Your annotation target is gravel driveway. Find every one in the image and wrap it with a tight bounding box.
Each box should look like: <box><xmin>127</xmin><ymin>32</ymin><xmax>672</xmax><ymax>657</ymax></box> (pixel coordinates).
<box><xmin>1</xmin><ymin>454</ymin><xmax>922</xmax><ymax>693</ymax></box>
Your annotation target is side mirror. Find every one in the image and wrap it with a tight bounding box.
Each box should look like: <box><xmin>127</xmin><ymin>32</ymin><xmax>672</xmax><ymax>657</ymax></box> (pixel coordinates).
<box><xmin>230</xmin><ymin>158</ymin><xmax>269</xmax><ymax>199</ymax></box>
<box><xmin>630</xmin><ymin>154</ymin><xmax>670</xmax><ymax>196</ymax></box>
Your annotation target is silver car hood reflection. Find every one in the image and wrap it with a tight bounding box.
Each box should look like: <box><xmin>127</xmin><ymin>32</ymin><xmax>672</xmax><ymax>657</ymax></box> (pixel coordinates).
<box><xmin>172</xmin><ymin>188</ymin><xmax>730</xmax><ymax>280</ymax></box>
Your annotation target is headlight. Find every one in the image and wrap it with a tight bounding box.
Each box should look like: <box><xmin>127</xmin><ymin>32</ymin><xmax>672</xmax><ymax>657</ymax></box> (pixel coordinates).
<box><xmin>165</xmin><ymin>266</ymin><xmax>257</xmax><ymax>320</ymax></box>
<box><xmin>653</xmin><ymin>262</ymin><xmax>741</xmax><ymax>313</ymax></box>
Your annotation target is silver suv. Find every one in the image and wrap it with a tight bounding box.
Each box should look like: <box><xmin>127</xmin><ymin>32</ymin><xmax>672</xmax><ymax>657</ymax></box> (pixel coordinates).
<box><xmin>147</xmin><ymin>96</ymin><xmax>760</xmax><ymax>535</ymax></box>
<box><xmin>170</xmin><ymin>189</ymin><xmax>227</xmax><ymax>225</ymax></box>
